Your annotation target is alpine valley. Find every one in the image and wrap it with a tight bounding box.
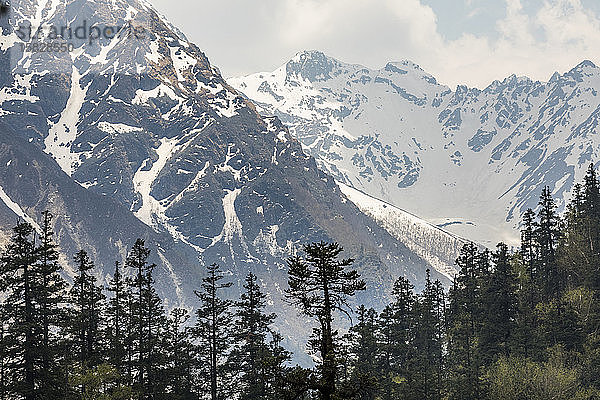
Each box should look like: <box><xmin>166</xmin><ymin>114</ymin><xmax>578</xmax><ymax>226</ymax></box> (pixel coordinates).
<box><xmin>230</xmin><ymin>51</ymin><xmax>600</xmax><ymax>246</ymax></box>
<box><xmin>0</xmin><ymin>0</ymin><xmax>465</xmax><ymax>356</ymax></box>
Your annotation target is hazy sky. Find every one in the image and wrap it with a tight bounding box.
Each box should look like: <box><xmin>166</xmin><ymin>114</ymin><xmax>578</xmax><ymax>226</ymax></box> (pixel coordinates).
<box><xmin>150</xmin><ymin>0</ymin><xmax>600</xmax><ymax>89</ymax></box>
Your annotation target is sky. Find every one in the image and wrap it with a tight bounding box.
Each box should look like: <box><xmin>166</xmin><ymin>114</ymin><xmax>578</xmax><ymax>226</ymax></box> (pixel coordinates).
<box><xmin>149</xmin><ymin>0</ymin><xmax>600</xmax><ymax>89</ymax></box>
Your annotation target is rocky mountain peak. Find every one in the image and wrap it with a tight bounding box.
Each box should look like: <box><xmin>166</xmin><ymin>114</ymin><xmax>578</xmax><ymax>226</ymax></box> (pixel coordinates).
<box><xmin>285</xmin><ymin>50</ymin><xmax>347</xmax><ymax>82</ymax></box>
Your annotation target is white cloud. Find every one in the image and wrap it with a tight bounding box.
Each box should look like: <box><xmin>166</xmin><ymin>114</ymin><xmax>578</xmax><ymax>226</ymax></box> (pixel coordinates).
<box><xmin>150</xmin><ymin>0</ymin><xmax>600</xmax><ymax>88</ymax></box>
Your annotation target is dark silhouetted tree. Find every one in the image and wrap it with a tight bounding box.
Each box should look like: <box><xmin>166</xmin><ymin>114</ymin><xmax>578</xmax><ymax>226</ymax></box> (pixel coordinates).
<box><xmin>286</xmin><ymin>241</ymin><xmax>366</xmax><ymax>400</ymax></box>
<box><xmin>193</xmin><ymin>263</ymin><xmax>235</xmax><ymax>400</ymax></box>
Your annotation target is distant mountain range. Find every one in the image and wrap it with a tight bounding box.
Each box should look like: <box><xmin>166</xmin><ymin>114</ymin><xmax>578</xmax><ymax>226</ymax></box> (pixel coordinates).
<box><xmin>230</xmin><ymin>51</ymin><xmax>600</xmax><ymax>245</ymax></box>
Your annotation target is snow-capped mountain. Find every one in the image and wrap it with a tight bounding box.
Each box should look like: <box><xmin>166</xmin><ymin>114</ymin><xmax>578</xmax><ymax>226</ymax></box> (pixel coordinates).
<box><xmin>229</xmin><ymin>51</ymin><xmax>600</xmax><ymax>245</ymax></box>
<box><xmin>0</xmin><ymin>0</ymin><xmax>464</xmax><ymax>356</ymax></box>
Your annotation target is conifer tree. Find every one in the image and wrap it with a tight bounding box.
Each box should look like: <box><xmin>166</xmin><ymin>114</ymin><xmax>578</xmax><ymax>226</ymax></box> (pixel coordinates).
<box><xmin>263</xmin><ymin>331</ymin><xmax>293</xmax><ymax>400</ymax></box>
<box><xmin>536</xmin><ymin>186</ymin><xmax>562</xmax><ymax>302</ymax></box>
<box><xmin>0</xmin><ymin>222</ymin><xmax>41</xmax><ymax>400</ymax></box>
<box><xmin>560</xmin><ymin>183</ymin><xmax>587</xmax><ymax>289</ymax></box>
<box><xmin>377</xmin><ymin>276</ymin><xmax>416</xmax><ymax>400</ymax></box>
<box><xmin>446</xmin><ymin>243</ymin><xmax>485</xmax><ymax>400</ymax></box>
<box><xmin>231</xmin><ymin>272</ymin><xmax>280</xmax><ymax>400</ymax></box>
<box><xmin>106</xmin><ymin>261</ymin><xmax>127</xmax><ymax>384</ymax></box>
<box><xmin>411</xmin><ymin>270</ymin><xmax>445</xmax><ymax>400</ymax></box>
<box><xmin>124</xmin><ymin>286</ymin><xmax>136</xmax><ymax>390</ymax></box>
<box><xmin>536</xmin><ymin>297</ymin><xmax>584</xmax><ymax>353</ymax></box>
<box><xmin>286</xmin><ymin>241</ymin><xmax>366</xmax><ymax>400</ymax></box>
<box><xmin>514</xmin><ymin>213</ymin><xmax>543</xmax><ymax>359</ymax></box>
<box><xmin>69</xmin><ymin>250</ymin><xmax>106</xmax><ymax>371</ymax></box>
<box><xmin>125</xmin><ymin>239</ymin><xmax>166</xmax><ymax>399</ymax></box>
<box><xmin>164</xmin><ymin>308</ymin><xmax>195</xmax><ymax>399</ymax></box>
<box><xmin>563</xmin><ymin>165</ymin><xmax>600</xmax><ymax>335</ymax></box>
<box><xmin>479</xmin><ymin>243</ymin><xmax>518</xmax><ymax>366</ymax></box>
<box><xmin>342</xmin><ymin>306</ymin><xmax>379</xmax><ymax>399</ymax></box>
<box><xmin>193</xmin><ymin>263</ymin><xmax>235</xmax><ymax>400</ymax></box>
<box><xmin>5</xmin><ymin>167</ymin><xmax>600</xmax><ymax>399</ymax></box>
<box><xmin>141</xmin><ymin>261</ymin><xmax>167</xmax><ymax>397</ymax></box>
<box><xmin>582</xmin><ymin>164</ymin><xmax>600</xmax><ymax>287</ymax></box>
<box><xmin>0</xmin><ymin>311</ymin><xmax>8</xmax><ymax>400</ymax></box>
<box><xmin>578</xmin><ymin>165</ymin><xmax>600</xmax><ymax>388</ymax></box>
<box><xmin>34</xmin><ymin>211</ymin><xmax>69</xmax><ymax>398</ymax></box>
<box><xmin>432</xmin><ymin>279</ymin><xmax>447</xmax><ymax>398</ymax></box>
<box><xmin>521</xmin><ymin>208</ymin><xmax>537</xmax><ymax>283</ymax></box>
<box><xmin>582</xmin><ymin>163</ymin><xmax>600</xmax><ymax>237</ymax></box>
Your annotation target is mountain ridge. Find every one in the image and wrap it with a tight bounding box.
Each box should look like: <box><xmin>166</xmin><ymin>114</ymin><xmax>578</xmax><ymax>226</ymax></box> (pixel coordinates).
<box><xmin>230</xmin><ymin>50</ymin><xmax>600</xmax><ymax>245</ymax></box>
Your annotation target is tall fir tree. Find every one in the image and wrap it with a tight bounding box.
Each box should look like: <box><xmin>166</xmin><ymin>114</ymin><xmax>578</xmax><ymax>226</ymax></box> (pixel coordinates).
<box><xmin>342</xmin><ymin>305</ymin><xmax>379</xmax><ymax>399</ymax></box>
<box><xmin>34</xmin><ymin>212</ymin><xmax>70</xmax><ymax>398</ymax></box>
<box><xmin>142</xmin><ymin>261</ymin><xmax>166</xmax><ymax>397</ymax></box>
<box><xmin>124</xmin><ymin>285</ymin><xmax>136</xmax><ymax>390</ymax></box>
<box><xmin>68</xmin><ymin>250</ymin><xmax>106</xmax><ymax>371</ymax></box>
<box><xmin>446</xmin><ymin>243</ymin><xmax>485</xmax><ymax>400</ymax></box>
<box><xmin>0</xmin><ymin>222</ymin><xmax>41</xmax><ymax>400</ymax></box>
<box><xmin>582</xmin><ymin>163</ymin><xmax>600</xmax><ymax>267</ymax></box>
<box><xmin>125</xmin><ymin>239</ymin><xmax>166</xmax><ymax>399</ymax></box>
<box><xmin>377</xmin><ymin>276</ymin><xmax>416</xmax><ymax>400</ymax></box>
<box><xmin>567</xmin><ymin>165</ymin><xmax>600</xmax><ymax>335</ymax></box>
<box><xmin>262</xmin><ymin>332</ymin><xmax>293</xmax><ymax>400</ymax></box>
<box><xmin>479</xmin><ymin>243</ymin><xmax>518</xmax><ymax>366</ymax></box>
<box><xmin>231</xmin><ymin>272</ymin><xmax>279</xmax><ymax>400</ymax></box>
<box><xmin>286</xmin><ymin>241</ymin><xmax>366</xmax><ymax>400</ymax></box>
<box><xmin>520</xmin><ymin>208</ymin><xmax>538</xmax><ymax>295</ymax></box>
<box><xmin>163</xmin><ymin>308</ymin><xmax>196</xmax><ymax>399</ymax></box>
<box><xmin>0</xmin><ymin>222</ymin><xmax>58</xmax><ymax>400</ymax></box>
<box><xmin>0</xmin><ymin>315</ymin><xmax>9</xmax><ymax>400</ymax></box>
<box><xmin>193</xmin><ymin>263</ymin><xmax>235</xmax><ymax>400</ymax></box>
<box><xmin>514</xmin><ymin>211</ymin><xmax>543</xmax><ymax>359</ymax></box>
<box><xmin>432</xmin><ymin>279</ymin><xmax>447</xmax><ymax>400</ymax></box>
<box><xmin>410</xmin><ymin>270</ymin><xmax>445</xmax><ymax>400</ymax></box>
<box><xmin>106</xmin><ymin>261</ymin><xmax>127</xmax><ymax>384</ymax></box>
<box><xmin>560</xmin><ymin>183</ymin><xmax>587</xmax><ymax>290</ymax></box>
<box><xmin>536</xmin><ymin>186</ymin><xmax>562</xmax><ymax>302</ymax></box>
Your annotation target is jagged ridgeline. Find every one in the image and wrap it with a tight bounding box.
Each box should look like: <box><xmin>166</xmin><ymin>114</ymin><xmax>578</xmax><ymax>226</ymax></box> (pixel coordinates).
<box><xmin>230</xmin><ymin>51</ymin><xmax>600</xmax><ymax>246</ymax></box>
<box><xmin>0</xmin><ymin>0</ymin><xmax>459</xmax><ymax>359</ymax></box>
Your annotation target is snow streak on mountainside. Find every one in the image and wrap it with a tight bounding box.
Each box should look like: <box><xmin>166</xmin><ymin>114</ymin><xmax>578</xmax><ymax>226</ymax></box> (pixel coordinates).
<box><xmin>230</xmin><ymin>51</ymin><xmax>600</xmax><ymax>245</ymax></box>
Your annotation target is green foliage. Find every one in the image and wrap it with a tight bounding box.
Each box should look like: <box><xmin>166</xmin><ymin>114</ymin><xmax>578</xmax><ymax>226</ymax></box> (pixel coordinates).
<box><xmin>536</xmin><ymin>298</ymin><xmax>584</xmax><ymax>352</ymax></box>
<box><xmin>446</xmin><ymin>243</ymin><xmax>486</xmax><ymax>400</ymax></box>
<box><xmin>340</xmin><ymin>305</ymin><xmax>379</xmax><ymax>399</ymax></box>
<box><xmin>231</xmin><ymin>272</ymin><xmax>291</xmax><ymax>400</ymax></box>
<box><xmin>410</xmin><ymin>270</ymin><xmax>445</xmax><ymax>400</ymax></box>
<box><xmin>376</xmin><ymin>276</ymin><xmax>416</xmax><ymax>400</ymax></box>
<box><xmin>70</xmin><ymin>363</ymin><xmax>133</xmax><ymax>400</ymax></box>
<box><xmin>0</xmin><ymin>217</ymin><xmax>72</xmax><ymax>399</ymax></box>
<box><xmin>486</xmin><ymin>352</ymin><xmax>598</xmax><ymax>400</ymax></box>
<box><xmin>479</xmin><ymin>243</ymin><xmax>518</xmax><ymax>365</ymax></box>
<box><xmin>163</xmin><ymin>308</ymin><xmax>196</xmax><ymax>398</ymax></box>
